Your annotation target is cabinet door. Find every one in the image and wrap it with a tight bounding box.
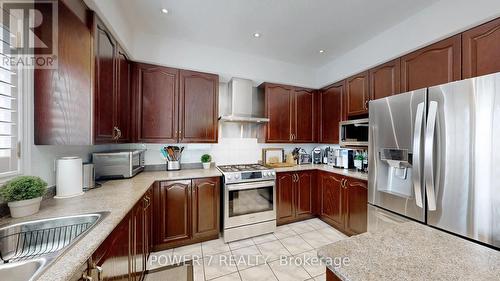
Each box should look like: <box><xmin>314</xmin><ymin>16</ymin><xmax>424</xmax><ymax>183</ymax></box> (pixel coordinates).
<box><xmin>462</xmin><ymin>18</ymin><xmax>500</xmax><ymax>79</ymax></box>
<box><xmin>132</xmin><ymin>201</ymin><xmax>144</xmax><ymax>280</ymax></box>
<box><xmin>179</xmin><ymin>70</ymin><xmax>218</xmax><ymax>143</ymax></box>
<box><xmin>154</xmin><ymin>180</ymin><xmax>191</xmax><ymax>247</ymax></box>
<box><xmin>265</xmin><ymin>84</ymin><xmax>293</xmax><ymax>143</ymax></box>
<box><xmin>344</xmin><ymin>179</ymin><xmax>368</xmax><ymax>235</ymax></box>
<box><xmin>293</xmin><ymin>88</ymin><xmax>315</xmax><ymax>143</ymax></box>
<box><xmin>94</xmin><ymin>20</ymin><xmax>117</xmax><ymax>143</ymax></box>
<box><xmin>116</xmin><ymin>47</ymin><xmax>131</xmax><ymax>142</ymax></box>
<box><xmin>295</xmin><ymin>171</ymin><xmax>314</xmax><ymax>219</ymax></box>
<box><xmin>319</xmin><ymin>82</ymin><xmax>344</xmax><ymax>143</ymax></box>
<box><xmin>93</xmin><ymin>214</ymin><xmax>131</xmax><ymax>281</ymax></box>
<box><xmin>276</xmin><ymin>172</ymin><xmax>295</xmax><ymax>225</ymax></box>
<box><xmin>320</xmin><ymin>173</ymin><xmax>344</xmax><ymax>230</ymax></box>
<box><xmin>346</xmin><ymin>72</ymin><xmax>369</xmax><ymax>116</ymax></box>
<box><xmin>401</xmin><ymin>35</ymin><xmax>461</xmax><ymax>92</ymax></box>
<box><xmin>134</xmin><ymin>63</ymin><xmax>179</xmax><ymax>143</ymax></box>
<box><xmin>369</xmin><ymin>59</ymin><xmax>401</xmax><ymax>100</ymax></box>
<box><xmin>192</xmin><ymin>177</ymin><xmax>220</xmax><ymax>239</ymax></box>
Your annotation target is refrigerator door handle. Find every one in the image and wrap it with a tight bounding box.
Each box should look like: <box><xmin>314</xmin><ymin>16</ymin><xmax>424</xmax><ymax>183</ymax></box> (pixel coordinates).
<box><xmin>424</xmin><ymin>101</ymin><xmax>438</xmax><ymax>211</ymax></box>
<box><xmin>412</xmin><ymin>102</ymin><xmax>425</xmax><ymax>208</ymax></box>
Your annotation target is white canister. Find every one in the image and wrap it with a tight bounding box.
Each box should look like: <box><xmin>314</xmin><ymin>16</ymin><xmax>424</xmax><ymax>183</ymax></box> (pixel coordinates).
<box><xmin>55</xmin><ymin>157</ymin><xmax>84</xmax><ymax>199</ymax></box>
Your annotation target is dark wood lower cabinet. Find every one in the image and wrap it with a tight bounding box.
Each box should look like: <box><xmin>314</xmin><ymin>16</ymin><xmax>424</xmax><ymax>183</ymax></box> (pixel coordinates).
<box><xmin>276</xmin><ymin>171</ymin><xmax>315</xmax><ymax>225</ymax></box>
<box><xmin>326</xmin><ymin>268</ymin><xmax>342</xmax><ymax>281</ymax></box>
<box><xmin>153</xmin><ymin>177</ymin><xmax>220</xmax><ymax>251</ymax></box>
<box><xmin>318</xmin><ymin>172</ymin><xmax>368</xmax><ymax>236</ymax></box>
<box><xmin>91</xmin><ymin>187</ymin><xmax>153</xmax><ymax>281</ymax></box>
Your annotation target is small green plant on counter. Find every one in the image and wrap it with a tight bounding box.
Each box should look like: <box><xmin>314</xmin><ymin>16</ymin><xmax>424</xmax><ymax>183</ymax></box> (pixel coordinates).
<box><xmin>0</xmin><ymin>176</ymin><xmax>47</xmax><ymax>202</ymax></box>
<box><xmin>201</xmin><ymin>154</ymin><xmax>212</xmax><ymax>163</ymax></box>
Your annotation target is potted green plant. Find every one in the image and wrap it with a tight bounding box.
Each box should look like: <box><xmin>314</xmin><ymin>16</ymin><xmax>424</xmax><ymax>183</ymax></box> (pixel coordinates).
<box><xmin>0</xmin><ymin>176</ymin><xmax>47</xmax><ymax>218</ymax></box>
<box><xmin>201</xmin><ymin>154</ymin><xmax>212</xmax><ymax>169</ymax></box>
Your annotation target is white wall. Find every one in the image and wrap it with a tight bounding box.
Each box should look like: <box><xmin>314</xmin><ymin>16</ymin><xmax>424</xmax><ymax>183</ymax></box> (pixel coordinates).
<box><xmin>132</xmin><ymin>34</ymin><xmax>317</xmax><ymax>87</ymax></box>
<box><xmin>316</xmin><ymin>0</ymin><xmax>500</xmax><ymax>87</ymax></box>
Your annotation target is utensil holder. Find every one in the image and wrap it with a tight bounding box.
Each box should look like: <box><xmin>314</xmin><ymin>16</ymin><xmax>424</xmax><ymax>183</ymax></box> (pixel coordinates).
<box><xmin>167</xmin><ymin>160</ymin><xmax>181</xmax><ymax>171</ymax></box>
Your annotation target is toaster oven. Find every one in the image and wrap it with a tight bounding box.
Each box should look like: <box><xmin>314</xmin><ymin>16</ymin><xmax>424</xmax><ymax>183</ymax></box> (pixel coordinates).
<box><xmin>92</xmin><ymin>149</ymin><xmax>145</xmax><ymax>180</ymax></box>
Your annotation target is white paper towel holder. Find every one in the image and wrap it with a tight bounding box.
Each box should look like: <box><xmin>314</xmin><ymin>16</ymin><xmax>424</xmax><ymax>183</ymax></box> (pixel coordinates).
<box><xmin>54</xmin><ymin>156</ymin><xmax>85</xmax><ymax>199</ymax></box>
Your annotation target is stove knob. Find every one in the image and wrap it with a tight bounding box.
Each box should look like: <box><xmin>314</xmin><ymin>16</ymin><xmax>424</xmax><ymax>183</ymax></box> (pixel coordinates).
<box><xmin>265</xmin><ymin>172</ymin><xmax>270</xmax><ymax>177</ymax></box>
<box><xmin>235</xmin><ymin>174</ymin><xmax>240</xmax><ymax>179</ymax></box>
<box><xmin>271</xmin><ymin>171</ymin><xmax>275</xmax><ymax>176</ymax></box>
<box><xmin>227</xmin><ymin>175</ymin><xmax>232</xmax><ymax>180</ymax></box>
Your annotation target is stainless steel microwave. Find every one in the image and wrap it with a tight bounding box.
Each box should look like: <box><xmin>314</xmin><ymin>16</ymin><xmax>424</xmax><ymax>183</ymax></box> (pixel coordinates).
<box><xmin>92</xmin><ymin>149</ymin><xmax>145</xmax><ymax>180</ymax></box>
<box><xmin>339</xmin><ymin>118</ymin><xmax>369</xmax><ymax>146</ymax></box>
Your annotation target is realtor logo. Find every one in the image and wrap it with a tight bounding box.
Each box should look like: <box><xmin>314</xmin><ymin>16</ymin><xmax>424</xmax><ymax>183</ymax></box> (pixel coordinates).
<box><xmin>0</xmin><ymin>0</ymin><xmax>58</xmax><ymax>69</ymax></box>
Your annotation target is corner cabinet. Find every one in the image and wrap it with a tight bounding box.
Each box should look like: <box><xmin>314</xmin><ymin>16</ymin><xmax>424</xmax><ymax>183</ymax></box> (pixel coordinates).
<box><xmin>319</xmin><ymin>172</ymin><xmax>367</xmax><ymax>235</ymax></box>
<box><xmin>262</xmin><ymin>83</ymin><xmax>316</xmax><ymax>143</ymax></box>
<box><xmin>276</xmin><ymin>171</ymin><xmax>315</xmax><ymax>225</ymax></box>
<box><xmin>153</xmin><ymin>177</ymin><xmax>220</xmax><ymax>250</ymax></box>
<box><xmin>133</xmin><ymin>65</ymin><xmax>219</xmax><ymax>143</ymax></box>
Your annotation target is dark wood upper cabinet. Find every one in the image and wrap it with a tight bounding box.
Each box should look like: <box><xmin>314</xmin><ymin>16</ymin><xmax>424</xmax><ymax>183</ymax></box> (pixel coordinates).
<box><xmin>319</xmin><ymin>172</ymin><xmax>344</xmax><ymax>230</ymax></box>
<box><xmin>346</xmin><ymin>71</ymin><xmax>370</xmax><ymax>116</ymax></box>
<box><xmin>133</xmin><ymin>63</ymin><xmax>179</xmax><ymax>143</ymax></box>
<box><xmin>192</xmin><ymin>177</ymin><xmax>220</xmax><ymax>239</ymax></box>
<box><xmin>264</xmin><ymin>83</ymin><xmax>294</xmax><ymax>143</ymax></box>
<box><xmin>116</xmin><ymin>47</ymin><xmax>131</xmax><ymax>142</ymax></box>
<box><xmin>293</xmin><ymin>88</ymin><xmax>315</xmax><ymax>143</ymax></box>
<box><xmin>319</xmin><ymin>82</ymin><xmax>344</xmax><ymax>144</ymax></box>
<box><xmin>179</xmin><ymin>70</ymin><xmax>219</xmax><ymax>143</ymax></box>
<box><xmin>154</xmin><ymin>180</ymin><xmax>192</xmax><ymax>246</ymax></box>
<box><xmin>296</xmin><ymin>171</ymin><xmax>314</xmax><ymax>219</ymax></box>
<box><xmin>34</xmin><ymin>1</ymin><xmax>92</xmax><ymax>145</ymax></box>
<box><xmin>369</xmin><ymin>59</ymin><xmax>401</xmax><ymax>100</ymax></box>
<box><xmin>401</xmin><ymin>35</ymin><xmax>461</xmax><ymax>92</ymax></box>
<box><xmin>93</xmin><ymin>18</ymin><xmax>117</xmax><ymax>143</ymax></box>
<box><xmin>462</xmin><ymin>18</ymin><xmax>500</xmax><ymax>79</ymax></box>
<box><xmin>343</xmin><ymin>178</ymin><xmax>367</xmax><ymax>235</ymax></box>
<box><xmin>276</xmin><ymin>172</ymin><xmax>295</xmax><ymax>225</ymax></box>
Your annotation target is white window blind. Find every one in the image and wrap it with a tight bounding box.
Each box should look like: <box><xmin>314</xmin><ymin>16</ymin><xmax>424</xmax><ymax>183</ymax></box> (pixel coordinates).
<box><xmin>0</xmin><ymin>22</ymin><xmax>21</xmax><ymax>178</ymax></box>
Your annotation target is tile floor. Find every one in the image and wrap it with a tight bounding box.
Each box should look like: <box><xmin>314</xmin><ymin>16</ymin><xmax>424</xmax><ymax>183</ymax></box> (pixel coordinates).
<box><xmin>148</xmin><ymin>218</ymin><xmax>348</xmax><ymax>281</ymax></box>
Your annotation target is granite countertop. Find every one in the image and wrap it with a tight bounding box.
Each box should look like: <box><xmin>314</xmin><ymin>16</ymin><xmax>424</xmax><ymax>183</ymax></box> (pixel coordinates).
<box><xmin>273</xmin><ymin>164</ymin><xmax>368</xmax><ymax>181</ymax></box>
<box><xmin>0</xmin><ymin>168</ymin><xmax>222</xmax><ymax>281</ymax></box>
<box><xmin>318</xmin><ymin>222</ymin><xmax>500</xmax><ymax>281</ymax></box>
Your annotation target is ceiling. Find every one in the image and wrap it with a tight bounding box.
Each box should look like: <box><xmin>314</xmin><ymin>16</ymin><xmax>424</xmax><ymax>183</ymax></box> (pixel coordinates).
<box><xmin>116</xmin><ymin>0</ymin><xmax>439</xmax><ymax>68</ymax></box>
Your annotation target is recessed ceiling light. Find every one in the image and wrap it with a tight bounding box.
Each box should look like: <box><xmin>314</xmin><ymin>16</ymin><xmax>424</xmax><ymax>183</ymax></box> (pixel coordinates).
<box><xmin>253</xmin><ymin>33</ymin><xmax>261</xmax><ymax>38</ymax></box>
<box><xmin>161</xmin><ymin>8</ymin><xmax>169</xmax><ymax>14</ymax></box>
<box><xmin>319</xmin><ymin>49</ymin><xmax>325</xmax><ymax>53</ymax></box>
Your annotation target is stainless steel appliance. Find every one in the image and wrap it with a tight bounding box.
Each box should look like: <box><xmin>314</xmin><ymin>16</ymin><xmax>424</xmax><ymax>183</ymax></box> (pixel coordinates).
<box><xmin>219</xmin><ymin>78</ymin><xmax>269</xmax><ymax>123</ymax></box>
<box><xmin>369</xmin><ymin>72</ymin><xmax>500</xmax><ymax>249</ymax></box>
<box><xmin>82</xmin><ymin>163</ymin><xmax>97</xmax><ymax>191</ymax></box>
<box><xmin>92</xmin><ymin>149</ymin><xmax>145</xmax><ymax>180</ymax></box>
<box><xmin>340</xmin><ymin>118</ymin><xmax>369</xmax><ymax>146</ymax></box>
<box><xmin>332</xmin><ymin>149</ymin><xmax>355</xmax><ymax>169</ymax></box>
<box><xmin>217</xmin><ymin>164</ymin><xmax>276</xmax><ymax>242</ymax></box>
<box><xmin>312</xmin><ymin>147</ymin><xmax>322</xmax><ymax>164</ymax></box>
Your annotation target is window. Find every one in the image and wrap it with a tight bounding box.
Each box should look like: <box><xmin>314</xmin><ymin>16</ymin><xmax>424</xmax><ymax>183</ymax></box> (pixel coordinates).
<box><xmin>0</xmin><ymin>23</ymin><xmax>22</xmax><ymax>179</ymax></box>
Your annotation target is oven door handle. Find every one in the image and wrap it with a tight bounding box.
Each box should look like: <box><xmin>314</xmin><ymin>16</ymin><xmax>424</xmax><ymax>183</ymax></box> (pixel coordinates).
<box><xmin>226</xmin><ymin>180</ymin><xmax>276</xmax><ymax>191</ymax></box>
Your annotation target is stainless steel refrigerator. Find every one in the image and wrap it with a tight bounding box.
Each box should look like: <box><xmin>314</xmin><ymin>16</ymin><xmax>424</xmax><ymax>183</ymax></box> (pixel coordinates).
<box><xmin>368</xmin><ymin>72</ymin><xmax>500</xmax><ymax>249</ymax></box>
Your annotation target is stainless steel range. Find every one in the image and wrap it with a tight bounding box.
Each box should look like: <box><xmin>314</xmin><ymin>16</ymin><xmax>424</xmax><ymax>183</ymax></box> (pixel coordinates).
<box><xmin>217</xmin><ymin>164</ymin><xmax>276</xmax><ymax>243</ymax></box>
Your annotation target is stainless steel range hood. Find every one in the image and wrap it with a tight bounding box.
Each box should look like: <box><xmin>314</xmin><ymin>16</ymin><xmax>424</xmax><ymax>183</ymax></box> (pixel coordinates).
<box><xmin>219</xmin><ymin>78</ymin><xmax>269</xmax><ymax>123</ymax></box>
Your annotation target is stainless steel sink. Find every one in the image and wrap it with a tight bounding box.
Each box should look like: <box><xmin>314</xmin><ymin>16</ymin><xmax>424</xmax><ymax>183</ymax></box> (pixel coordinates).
<box><xmin>0</xmin><ymin>211</ymin><xmax>109</xmax><ymax>281</ymax></box>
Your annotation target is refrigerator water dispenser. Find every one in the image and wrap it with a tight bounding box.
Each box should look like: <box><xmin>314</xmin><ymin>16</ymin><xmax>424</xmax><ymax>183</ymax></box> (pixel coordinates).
<box><xmin>378</xmin><ymin>148</ymin><xmax>413</xmax><ymax>198</ymax></box>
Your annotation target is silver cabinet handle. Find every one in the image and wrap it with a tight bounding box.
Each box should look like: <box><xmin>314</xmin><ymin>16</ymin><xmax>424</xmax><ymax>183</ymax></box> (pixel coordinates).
<box><xmin>96</xmin><ymin>266</ymin><xmax>103</xmax><ymax>281</ymax></box>
<box><xmin>412</xmin><ymin>102</ymin><xmax>425</xmax><ymax>208</ymax></box>
<box><xmin>424</xmin><ymin>101</ymin><xmax>438</xmax><ymax>211</ymax></box>
<box><xmin>82</xmin><ymin>274</ymin><xmax>93</xmax><ymax>281</ymax></box>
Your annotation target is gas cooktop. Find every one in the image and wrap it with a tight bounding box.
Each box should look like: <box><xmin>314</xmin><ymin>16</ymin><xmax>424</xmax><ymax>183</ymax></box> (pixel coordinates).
<box><xmin>217</xmin><ymin>164</ymin><xmax>269</xmax><ymax>173</ymax></box>
<box><xmin>217</xmin><ymin>164</ymin><xmax>275</xmax><ymax>183</ymax></box>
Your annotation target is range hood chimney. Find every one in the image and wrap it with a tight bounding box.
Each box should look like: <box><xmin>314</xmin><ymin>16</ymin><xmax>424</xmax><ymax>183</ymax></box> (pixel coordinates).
<box><xmin>219</xmin><ymin>78</ymin><xmax>269</xmax><ymax>123</ymax></box>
